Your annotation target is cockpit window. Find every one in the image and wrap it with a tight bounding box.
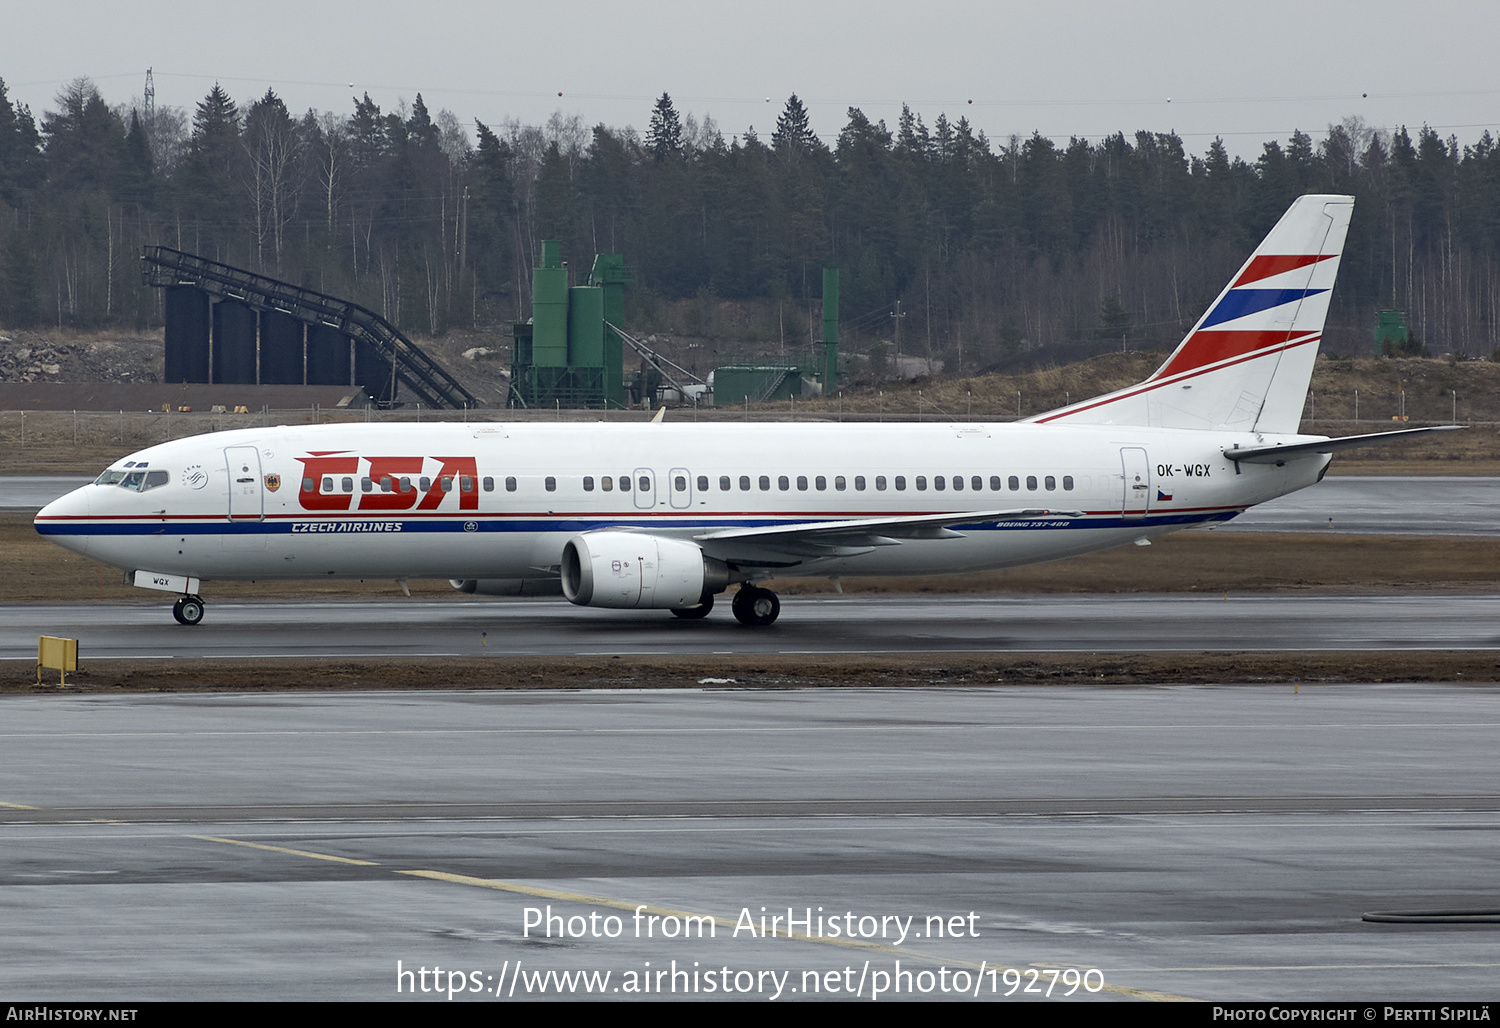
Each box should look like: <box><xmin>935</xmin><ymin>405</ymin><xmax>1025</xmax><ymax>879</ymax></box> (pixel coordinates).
<box><xmin>94</xmin><ymin>470</ymin><xmax>127</xmax><ymax>486</ymax></box>
<box><xmin>114</xmin><ymin>469</ymin><xmax>170</xmax><ymax>492</ymax></box>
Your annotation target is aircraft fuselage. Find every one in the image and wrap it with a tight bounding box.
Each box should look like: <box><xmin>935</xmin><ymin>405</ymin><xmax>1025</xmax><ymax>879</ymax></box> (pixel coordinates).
<box><xmin>36</xmin><ymin>419</ymin><xmax>1326</xmax><ymax>583</ymax></box>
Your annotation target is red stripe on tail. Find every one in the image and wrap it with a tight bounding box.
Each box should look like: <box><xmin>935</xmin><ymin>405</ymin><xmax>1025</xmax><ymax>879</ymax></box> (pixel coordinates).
<box><xmin>1156</xmin><ymin>330</ymin><xmax>1296</xmax><ymax>378</ymax></box>
<box><xmin>1233</xmin><ymin>253</ymin><xmax>1335</xmax><ymax>287</ymax></box>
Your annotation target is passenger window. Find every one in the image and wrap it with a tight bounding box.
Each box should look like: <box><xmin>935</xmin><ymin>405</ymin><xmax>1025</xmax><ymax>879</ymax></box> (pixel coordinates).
<box><xmin>854</xmin><ymin>476</ymin><xmax>866</xmax><ymax>491</ymax></box>
<box><xmin>363</xmin><ymin>477</ymin><xmax>374</xmax><ymax>492</ymax></box>
<box><xmin>875</xmin><ymin>476</ymin><xmax>887</xmax><ymax>491</ymax></box>
<box><xmin>895</xmin><ymin>476</ymin><xmax>906</xmax><ymax>491</ymax></box>
<box><xmin>482</xmin><ymin>476</ymin><xmax>493</xmax><ymax>492</ymax></box>
<box><xmin>1008</xmin><ymin>476</ymin><xmax>1019</xmax><ymax>491</ymax></box>
<box><xmin>720</xmin><ymin>476</ymin><xmax>731</xmax><ymax>491</ymax></box>
<box><xmin>583</xmin><ymin>476</ymin><xmax>595</xmax><ymax>492</ymax></box>
<box><xmin>777</xmin><ymin>475</ymin><xmax>789</xmax><ymax>491</ymax></box>
<box><xmin>1063</xmin><ymin>476</ymin><xmax>1074</xmax><ymax>491</ymax></box>
<box><xmin>797</xmin><ymin>475</ymin><xmax>808</xmax><ymax>491</ymax></box>
<box><xmin>505</xmin><ymin>476</ymin><xmax>517</xmax><ymax>492</ymax></box>
<box><xmin>835</xmin><ymin>475</ymin><xmax>846</xmax><ymax>491</ymax></box>
<box><xmin>697</xmin><ymin>476</ymin><xmax>709</xmax><ymax>492</ymax></box>
<box><xmin>951</xmin><ymin>476</ymin><xmax>962</xmax><ymax>491</ymax></box>
<box><xmin>321</xmin><ymin>476</ymin><xmax>333</xmax><ymax>492</ymax></box>
<box><xmin>815</xmin><ymin>475</ymin><xmax>827</xmax><ymax>490</ymax></box>
<box><xmin>759</xmin><ymin>476</ymin><xmax>770</xmax><ymax>491</ymax></box>
<box><xmin>934</xmin><ymin>476</ymin><xmax>945</xmax><ymax>491</ymax></box>
<box><xmin>601</xmin><ymin>476</ymin><xmax>613</xmax><ymax>491</ymax></box>
<box><xmin>620</xmin><ymin>476</ymin><xmax>631</xmax><ymax>492</ymax></box>
<box><xmin>1026</xmin><ymin>475</ymin><xmax>1038</xmax><ymax>490</ymax></box>
<box><xmin>545</xmin><ymin>477</ymin><xmax>557</xmax><ymax>492</ymax></box>
<box><xmin>440</xmin><ymin>476</ymin><xmax>453</xmax><ymax>492</ymax></box>
<box><xmin>973</xmin><ymin>476</ymin><xmax>984</xmax><ymax>491</ymax></box>
<box><xmin>343</xmin><ymin>477</ymin><xmax>354</xmax><ymax>492</ymax></box>
<box><xmin>399</xmin><ymin>476</ymin><xmax>414</xmax><ymax>493</ymax></box>
<box><xmin>915</xmin><ymin>476</ymin><xmax>927</xmax><ymax>491</ymax></box>
<box><xmin>989</xmin><ymin>476</ymin><xmax>1000</xmax><ymax>491</ymax></box>
<box><xmin>638</xmin><ymin>476</ymin><xmax>651</xmax><ymax>492</ymax></box>
<box><xmin>1045</xmin><ymin>475</ymin><xmax>1056</xmax><ymax>490</ymax></box>
<box><xmin>460</xmin><ymin>476</ymin><xmax>473</xmax><ymax>492</ymax></box>
<box><xmin>419</xmin><ymin>476</ymin><xmax>431</xmax><ymax>492</ymax></box>
<box><xmin>381</xmin><ymin>476</ymin><xmax>394</xmax><ymax>492</ymax></box>
<box><xmin>675</xmin><ymin>476</ymin><xmax>687</xmax><ymax>492</ymax></box>
<box><xmin>739</xmin><ymin>476</ymin><xmax>750</xmax><ymax>491</ymax></box>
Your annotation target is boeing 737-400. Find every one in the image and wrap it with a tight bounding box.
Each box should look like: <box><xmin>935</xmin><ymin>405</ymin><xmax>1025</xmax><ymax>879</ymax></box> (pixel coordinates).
<box><xmin>34</xmin><ymin>194</ymin><xmax>1454</xmax><ymax>626</ymax></box>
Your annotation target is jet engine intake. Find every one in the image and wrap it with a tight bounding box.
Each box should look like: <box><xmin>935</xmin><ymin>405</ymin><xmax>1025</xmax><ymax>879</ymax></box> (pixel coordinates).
<box><xmin>561</xmin><ymin>532</ymin><xmax>728</xmax><ymax>609</ymax></box>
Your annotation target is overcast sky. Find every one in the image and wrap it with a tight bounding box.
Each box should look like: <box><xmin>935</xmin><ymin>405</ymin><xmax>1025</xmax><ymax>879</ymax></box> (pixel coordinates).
<box><xmin>4</xmin><ymin>0</ymin><xmax>1497</xmax><ymax>160</ymax></box>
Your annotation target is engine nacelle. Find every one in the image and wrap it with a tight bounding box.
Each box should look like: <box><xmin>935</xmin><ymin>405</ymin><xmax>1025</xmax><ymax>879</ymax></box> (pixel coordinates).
<box><xmin>449</xmin><ymin>578</ymin><xmax>564</xmax><ymax>597</ymax></box>
<box><xmin>561</xmin><ymin>531</ymin><xmax>727</xmax><ymax>609</ymax></box>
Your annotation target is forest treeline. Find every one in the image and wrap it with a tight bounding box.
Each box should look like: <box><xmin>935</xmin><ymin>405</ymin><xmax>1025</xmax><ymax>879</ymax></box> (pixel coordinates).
<box><xmin>3</xmin><ymin>77</ymin><xmax>1500</xmax><ymax>373</ymax></box>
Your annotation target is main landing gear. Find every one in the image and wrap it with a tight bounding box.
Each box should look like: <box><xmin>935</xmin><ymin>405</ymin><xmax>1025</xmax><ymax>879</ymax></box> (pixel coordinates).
<box><xmin>172</xmin><ymin>595</ymin><xmax>205</xmax><ymax>626</ymax></box>
<box><xmin>671</xmin><ymin>586</ymin><xmax>781</xmax><ymax>626</ymax></box>
<box><xmin>731</xmin><ymin>585</ymin><xmax>780</xmax><ymax>627</ymax></box>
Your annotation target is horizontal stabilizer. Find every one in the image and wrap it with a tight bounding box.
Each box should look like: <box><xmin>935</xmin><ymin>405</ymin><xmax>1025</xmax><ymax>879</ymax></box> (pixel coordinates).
<box><xmin>1223</xmin><ymin>425</ymin><xmax>1463</xmax><ymax>464</ymax></box>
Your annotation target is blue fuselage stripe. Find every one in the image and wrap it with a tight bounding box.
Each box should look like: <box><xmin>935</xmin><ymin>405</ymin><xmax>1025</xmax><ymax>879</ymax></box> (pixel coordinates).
<box><xmin>36</xmin><ymin>509</ymin><xmax>1241</xmax><ymax>537</ymax></box>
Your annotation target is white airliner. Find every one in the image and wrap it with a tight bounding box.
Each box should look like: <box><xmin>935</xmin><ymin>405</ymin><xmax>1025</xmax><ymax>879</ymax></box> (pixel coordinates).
<box><xmin>35</xmin><ymin>194</ymin><xmax>1451</xmax><ymax>627</ymax></box>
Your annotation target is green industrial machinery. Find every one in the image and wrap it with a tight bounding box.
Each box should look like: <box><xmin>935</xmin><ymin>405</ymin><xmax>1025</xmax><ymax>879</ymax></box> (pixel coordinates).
<box><xmin>710</xmin><ymin>267</ymin><xmax>839</xmax><ymax>407</ymax></box>
<box><xmin>510</xmin><ymin>242</ymin><xmax>629</xmax><ymax>409</ymax></box>
<box><xmin>1374</xmin><ymin>309</ymin><xmax>1410</xmax><ymax>356</ymax></box>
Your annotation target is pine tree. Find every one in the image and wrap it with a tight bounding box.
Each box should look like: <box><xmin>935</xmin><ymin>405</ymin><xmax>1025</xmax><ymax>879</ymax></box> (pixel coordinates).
<box><xmin>0</xmin><ymin>229</ymin><xmax>38</xmax><ymax>327</ymax></box>
<box><xmin>646</xmin><ymin>93</ymin><xmax>682</xmax><ymax>160</ymax></box>
<box><xmin>41</xmin><ymin>78</ymin><xmax>126</xmax><ymax>193</ymax></box>
<box><xmin>0</xmin><ymin>77</ymin><xmax>43</xmax><ymax>206</ymax></box>
<box><xmin>190</xmin><ymin>84</ymin><xmax>240</xmax><ymax>174</ymax></box>
<box><xmin>771</xmin><ymin>94</ymin><xmax>817</xmax><ymax>161</ymax></box>
<box><xmin>1100</xmin><ymin>289</ymin><xmax>1131</xmax><ymax>343</ymax></box>
<box><xmin>121</xmin><ymin>109</ymin><xmax>153</xmax><ymax>205</ymax></box>
<box><xmin>470</xmin><ymin>119</ymin><xmax>516</xmax><ymax>316</ymax></box>
<box><xmin>895</xmin><ymin>104</ymin><xmax>927</xmax><ymax>160</ymax></box>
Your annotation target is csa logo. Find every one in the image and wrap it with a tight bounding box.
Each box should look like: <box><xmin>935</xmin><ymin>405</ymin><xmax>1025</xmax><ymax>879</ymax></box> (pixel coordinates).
<box><xmin>264</xmin><ymin>473</ymin><xmax>282</xmax><ymax>493</ymax></box>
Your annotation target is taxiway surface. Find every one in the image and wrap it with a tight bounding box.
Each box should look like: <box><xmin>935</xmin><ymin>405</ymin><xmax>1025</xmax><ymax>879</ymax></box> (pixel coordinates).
<box><xmin>4</xmin><ymin>594</ymin><xmax>1499</xmax><ymax>659</ymax></box>
<box><xmin>3</xmin><ymin>686</ymin><xmax>1498</xmax><ymax>1002</ymax></box>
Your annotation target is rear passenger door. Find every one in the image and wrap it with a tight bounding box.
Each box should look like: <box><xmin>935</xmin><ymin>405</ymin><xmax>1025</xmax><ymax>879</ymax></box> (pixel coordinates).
<box><xmin>1120</xmin><ymin>447</ymin><xmax>1150</xmax><ymax>520</ymax></box>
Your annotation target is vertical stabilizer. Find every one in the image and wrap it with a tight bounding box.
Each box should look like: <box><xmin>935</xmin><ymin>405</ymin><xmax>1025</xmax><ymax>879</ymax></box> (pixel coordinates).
<box><xmin>1031</xmin><ymin>194</ymin><xmax>1354</xmax><ymax>432</ymax></box>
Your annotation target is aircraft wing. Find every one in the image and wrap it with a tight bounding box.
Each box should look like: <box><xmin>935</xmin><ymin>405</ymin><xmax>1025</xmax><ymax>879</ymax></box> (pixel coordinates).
<box><xmin>1224</xmin><ymin>425</ymin><xmax>1462</xmax><ymax>465</ymax></box>
<box><xmin>692</xmin><ymin>508</ymin><xmax>1083</xmax><ymax>563</ymax></box>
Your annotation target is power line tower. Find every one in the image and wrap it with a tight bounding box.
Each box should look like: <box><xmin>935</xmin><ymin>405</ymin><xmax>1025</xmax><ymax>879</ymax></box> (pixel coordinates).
<box><xmin>143</xmin><ymin>68</ymin><xmax>155</xmax><ymax>120</ymax></box>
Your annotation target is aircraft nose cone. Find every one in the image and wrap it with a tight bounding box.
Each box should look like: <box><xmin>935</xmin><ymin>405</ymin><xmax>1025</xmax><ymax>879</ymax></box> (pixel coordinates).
<box><xmin>35</xmin><ymin>485</ymin><xmax>92</xmax><ymax>556</ymax></box>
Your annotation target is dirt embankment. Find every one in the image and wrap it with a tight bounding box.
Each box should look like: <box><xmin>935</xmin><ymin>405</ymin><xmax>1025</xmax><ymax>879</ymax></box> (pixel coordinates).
<box><xmin>24</xmin><ymin>652</ymin><xmax>1500</xmax><ymax>696</ymax></box>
